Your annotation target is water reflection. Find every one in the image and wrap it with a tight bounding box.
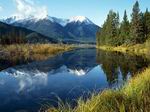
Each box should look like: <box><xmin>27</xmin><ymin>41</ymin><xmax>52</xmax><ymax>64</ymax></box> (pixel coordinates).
<box><xmin>97</xmin><ymin>50</ymin><xmax>149</xmax><ymax>85</ymax></box>
<box><xmin>0</xmin><ymin>48</ymin><xmax>149</xmax><ymax>112</ymax></box>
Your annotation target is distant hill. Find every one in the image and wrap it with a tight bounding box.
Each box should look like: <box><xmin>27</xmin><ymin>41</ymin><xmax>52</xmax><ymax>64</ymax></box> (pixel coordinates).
<box><xmin>0</xmin><ymin>22</ymin><xmax>58</xmax><ymax>44</ymax></box>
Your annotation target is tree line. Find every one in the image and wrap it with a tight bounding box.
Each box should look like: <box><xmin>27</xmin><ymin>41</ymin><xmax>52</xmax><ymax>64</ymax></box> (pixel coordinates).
<box><xmin>0</xmin><ymin>30</ymin><xmax>26</xmax><ymax>45</ymax></box>
<box><xmin>97</xmin><ymin>1</ymin><xmax>150</xmax><ymax>46</ymax></box>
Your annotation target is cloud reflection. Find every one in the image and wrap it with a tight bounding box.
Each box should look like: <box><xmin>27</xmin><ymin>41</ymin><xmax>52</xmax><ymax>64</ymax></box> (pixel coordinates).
<box><xmin>2</xmin><ymin>68</ymin><xmax>48</xmax><ymax>93</ymax></box>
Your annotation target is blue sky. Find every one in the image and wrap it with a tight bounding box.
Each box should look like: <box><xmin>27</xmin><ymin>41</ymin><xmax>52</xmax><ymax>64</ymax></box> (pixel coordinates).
<box><xmin>0</xmin><ymin>0</ymin><xmax>150</xmax><ymax>26</ymax></box>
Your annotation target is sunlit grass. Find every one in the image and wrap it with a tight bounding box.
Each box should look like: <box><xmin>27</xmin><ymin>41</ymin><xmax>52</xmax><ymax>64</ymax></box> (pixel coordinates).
<box><xmin>46</xmin><ymin>67</ymin><xmax>150</xmax><ymax>112</ymax></box>
<box><xmin>0</xmin><ymin>44</ymin><xmax>74</xmax><ymax>62</ymax></box>
<box><xmin>97</xmin><ymin>43</ymin><xmax>149</xmax><ymax>56</ymax></box>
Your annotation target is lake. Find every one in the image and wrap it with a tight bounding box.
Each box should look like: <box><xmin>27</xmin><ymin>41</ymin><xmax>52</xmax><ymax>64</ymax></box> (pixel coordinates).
<box><xmin>0</xmin><ymin>48</ymin><xmax>149</xmax><ymax>112</ymax></box>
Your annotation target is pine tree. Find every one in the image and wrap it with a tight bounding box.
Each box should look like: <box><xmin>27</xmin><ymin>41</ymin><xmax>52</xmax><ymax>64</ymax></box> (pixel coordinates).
<box><xmin>97</xmin><ymin>10</ymin><xmax>120</xmax><ymax>46</ymax></box>
<box><xmin>96</xmin><ymin>1</ymin><xmax>149</xmax><ymax>47</ymax></box>
<box><xmin>96</xmin><ymin>14</ymin><xmax>110</xmax><ymax>46</ymax></box>
<box><xmin>130</xmin><ymin>1</ymin><xmax>144</xmax><ymax>44</ymax></box>
<box><xmin>144</xmin><ymin>8</ymin><xmax>150</xmax><ymax>39</ymax></box>
<box><xmin>119</xmin><ymin>10</ymin><xmax>130</xmax><ymax>45</ymax></box>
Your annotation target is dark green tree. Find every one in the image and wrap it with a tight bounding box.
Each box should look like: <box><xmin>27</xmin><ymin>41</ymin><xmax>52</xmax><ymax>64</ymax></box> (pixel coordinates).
<box><xmin>119</xmin><ymin>10</ymin><xmax>130</xmax><ymax>45</ymax></box>
<box><xmin>97</xmin><ymin>10</ymin><xmax>120</xmax><ymax>46</ymax></box>
<box><xmin>144</xmin><ymin>8</ymin><xmax>150</xmax><ymax>39</ymax></box>
<box><xmin>96</xmin><ymin>1</ymin><xmax>150</xmax><ymax>47</ymax></box>
<box><xmin>130</xmin><ymin>1</ymin><xmax>144</xmax><ymax>44</ymax></box>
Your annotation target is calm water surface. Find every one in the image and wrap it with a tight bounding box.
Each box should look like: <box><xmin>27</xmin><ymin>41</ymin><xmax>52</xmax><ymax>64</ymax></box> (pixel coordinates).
<box><xmin>0</xmin><ymin>48</ymin><xmax>149</xmax><ymax>112</ymax></box>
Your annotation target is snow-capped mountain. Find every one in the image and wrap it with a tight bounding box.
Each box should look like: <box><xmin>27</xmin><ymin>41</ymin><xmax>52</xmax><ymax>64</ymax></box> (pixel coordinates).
<box><xmin>65</xmin><ymin>16</ymin><xmax>99</xmax><ymax>42</ymax></box>
<box><xmin>3</xmin><ymin>15</ymin><xmax>94</xmax><ymax>26</ymax></box>
<box><xmin>68</xmin><ymin>16</ymin><xmax>94</xmax><ymax>25</ymax></box>
<box><xmin>2</xmin><ymin>15</ymin><xmax>100</xmax><ymax>43</ymax></box>
<box><xmin>50</xmin><ymin>17</ymin><xmax>69</xmax><ymax>27</ymax></box>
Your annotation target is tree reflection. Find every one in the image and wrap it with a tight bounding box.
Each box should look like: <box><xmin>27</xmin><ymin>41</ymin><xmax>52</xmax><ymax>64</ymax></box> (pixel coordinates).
<box><xmin>96</xmin><ymin>49</ymin><xmax>149</xmax><ymax>84</ymax></box>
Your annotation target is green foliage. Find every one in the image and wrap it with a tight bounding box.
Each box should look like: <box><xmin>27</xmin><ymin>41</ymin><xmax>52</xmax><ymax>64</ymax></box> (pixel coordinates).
<box><xmin>144</xmin><ymin>8</ymin><xmax>150</xmax><ymax>39</ymax></box>
<box><xmin>97</xmin><ymin>1</ymin><xmax>150</xmax><ymax>46</ymax></box>
<box><xmin>119</xmin><ymin>10</ymin><xmax>130</xmax><ymax>44</ymax></box>
<box><xmin>130</xmin><ymin>1</ymin><xmax>145</xmax><ymax>44</ymax></box>
<box><xmin>97</xmin><ymin>10</ymin><xmax>120</xmax><ymax>46</ymax></box>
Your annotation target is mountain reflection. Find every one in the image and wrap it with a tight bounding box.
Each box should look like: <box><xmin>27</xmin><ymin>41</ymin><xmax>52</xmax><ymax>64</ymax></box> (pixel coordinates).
<box><xmin>4</xmin><ymin>48</ymin><xmax>97</xmax><ymax>73</ymax></box>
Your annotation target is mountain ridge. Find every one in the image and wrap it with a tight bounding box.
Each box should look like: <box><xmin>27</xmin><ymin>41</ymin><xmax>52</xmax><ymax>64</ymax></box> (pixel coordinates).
<box><xmin>2</xmin><ymin>15</ymin><xmax>100</xmax><ymax>43</ymax></box>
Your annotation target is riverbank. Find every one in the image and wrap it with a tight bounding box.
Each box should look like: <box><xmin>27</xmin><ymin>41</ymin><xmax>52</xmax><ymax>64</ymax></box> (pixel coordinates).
<box><xmin>0</xmin><ymin>44</ymin><xmax>74</xmax><ymax>62</ymax></box>
<box><xmin>46</xmin><ymin>67</ymin><xmax>150</xmax><ymax>112</ymax></box>
<box><xmin>97</xmin><ymin>44</ymin><xmax>149</xmax><ymax>56</ymax></box>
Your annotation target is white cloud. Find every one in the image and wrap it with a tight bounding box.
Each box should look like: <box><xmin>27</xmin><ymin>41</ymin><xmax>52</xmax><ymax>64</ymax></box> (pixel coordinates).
<box><xmin>13</xmin><ymin>0</ymin><xmax>48</xmax><ymax>20</ymax></box>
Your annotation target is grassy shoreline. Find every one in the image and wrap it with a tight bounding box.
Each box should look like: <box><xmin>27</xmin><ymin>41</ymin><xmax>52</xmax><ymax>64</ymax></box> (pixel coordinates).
<box><xmin>46</xmin><ymin>67</ymin><xmax>150</xmax><ymax>112</ymax></box>
<box><xmin>96</xmin><ymin>44</ymin><xmax>149</xmax><ymax>56</ymax></box>
<box><xmin>0</xmin><ymin>44</ymin><xmax>74</xmax><ymax>62</ymax></box>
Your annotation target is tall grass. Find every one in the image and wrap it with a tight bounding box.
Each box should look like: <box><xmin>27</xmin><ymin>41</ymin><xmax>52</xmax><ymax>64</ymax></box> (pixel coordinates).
<box><xmin>97</xmin><ymin>44</ymin><xmax>148</xmax><ymax>56</ymax></box>
<box><xmin>0</xmin><ymin>44</ymin><xmax>74</xmax><ymax>62</ymax></box>
<box><xmin>46</xmin><ymin>67</ymin><xmax>150</xmax><ymax>112</ymax></box>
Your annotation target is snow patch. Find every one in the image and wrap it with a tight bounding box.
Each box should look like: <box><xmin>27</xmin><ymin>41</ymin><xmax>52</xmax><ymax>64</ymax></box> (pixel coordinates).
<box><xmin>69</xmin><ymin>16</ymin><xmax>93</xmax><ymax>24</ymax></box>
<box><xmin>69</xmin><ymin>69</ymin><xmax>87</xmax><ymax>76</ymax></box>
<box><xmin>2</xmin><ymin>15</ymin><xmax>95</xmax><ymax>27</ymax></box>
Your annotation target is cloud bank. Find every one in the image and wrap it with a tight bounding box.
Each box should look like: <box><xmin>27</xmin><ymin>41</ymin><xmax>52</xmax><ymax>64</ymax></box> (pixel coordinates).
<box><xmin>13</xmin><ymin>0</ymin><xmax>48</xmax><ymax>19</ymax></box>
